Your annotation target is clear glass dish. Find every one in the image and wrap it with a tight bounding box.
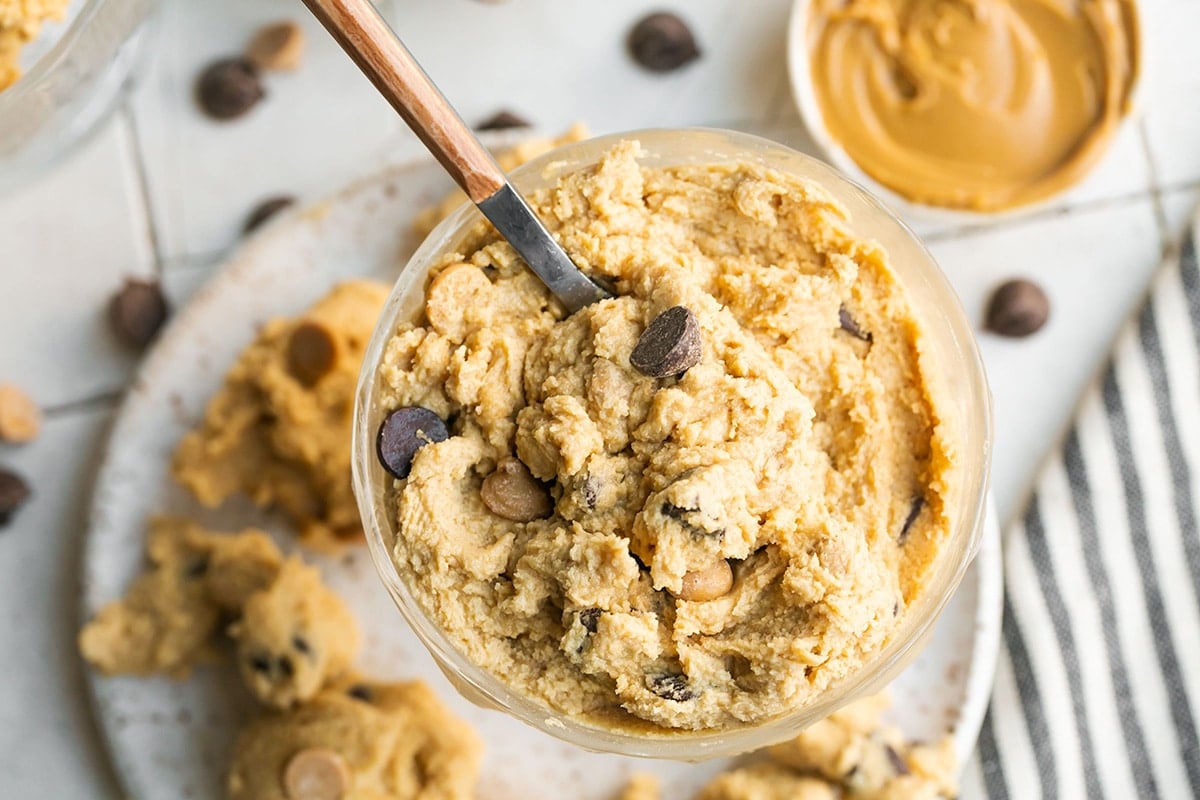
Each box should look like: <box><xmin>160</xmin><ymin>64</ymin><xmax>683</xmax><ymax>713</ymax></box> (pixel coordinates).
<box><xmin>353</xmin><ymin>128</ymin><xmax>993</xmax><ymax>759</ymax></box>
<box><xmin>0</xmin><ymin>0</ymin><xmax>157</xmax><ymax>195</ymax></box>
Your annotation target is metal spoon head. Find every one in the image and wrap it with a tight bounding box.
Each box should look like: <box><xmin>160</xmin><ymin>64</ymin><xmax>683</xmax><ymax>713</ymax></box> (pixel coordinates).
<box><xmin>475</xmin><ymin>184</ymin><xmax>612</xmax><ymax>314</ymax></box>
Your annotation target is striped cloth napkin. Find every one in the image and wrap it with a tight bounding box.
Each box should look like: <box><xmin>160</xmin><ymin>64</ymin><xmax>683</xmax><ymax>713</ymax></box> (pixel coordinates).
<box><xmin>969</xmin><ymin>213</ymin><xmax>1200</xmax><ymax>799</ymax></box>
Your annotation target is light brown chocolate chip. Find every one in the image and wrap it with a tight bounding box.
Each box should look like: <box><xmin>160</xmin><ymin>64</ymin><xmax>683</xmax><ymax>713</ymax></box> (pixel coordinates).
<box><xmin>425</xmin><ymin>263</ymin><xmax>492</xmax><ymax>339</ymax></box>
<box><xmin>247</xmin><ymin>21</ymin><xmax>306</xmax><ymax>71</ymax></box>
<box><xmin>283</xmin><ymin>748</ymin><xmax>350</xmax><ymax>800</ymax></box>
<box><xmin>481</xmin><ymin>458</ymin><xmax>552</xmax><ymax>522</ymax></box>
<box><xmin>288</xmin><ymin>321</ymin><xmax>338</xmax><ymax>386</ymax></box>
<box><xmin>677</xmin><ymin>560</ymin><xmax>733</xmax><ymax>602</ymax></box>
<box><xmin>0</xmin><ymin>384</ymin><xmax>41</xmax><ymax>444</ymax></box>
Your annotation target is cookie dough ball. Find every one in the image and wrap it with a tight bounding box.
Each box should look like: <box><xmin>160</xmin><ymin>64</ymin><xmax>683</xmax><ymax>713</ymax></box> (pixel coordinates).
<box><xmin>173</xmin><ymin>281</ymin><xmax>390</xmax><ymax>549</ymax></box>
<box><xmin>228</xmin><ymin>679</ymin><xmax>482</xmax><ymax>800</ymax></box>
<box><xmin>231</xmin><ymin>558</ymin><xmax>359</xmax><ymax>708</ymax></box>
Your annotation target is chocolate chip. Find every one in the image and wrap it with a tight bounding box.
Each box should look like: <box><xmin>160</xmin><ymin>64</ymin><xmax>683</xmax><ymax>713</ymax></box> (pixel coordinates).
<box><xmin>0</xmin><ymin>384</ymin><xmax>41</xmax><ymax>444</ymax></box>
<box><xmin>628</xmin><ymin>12</ymin><xmax>701</xmax><ymax>72</ymax></box>
<box><xmin>278</xmin><ymin>656</ymin><xmax>295</xmax><ymax>678</ymax></box>
<box><xmin>885</xmin><ymin>744</ymin><xmax>911</xmax><ymax>775</ymax></box>
<box><xmin>376</xmin><ymin>407</ymin><xmax>449</xmax><ymax>479</ymax></box>
<box><xmin>648</xmin><ymin>673</ymin><xmax>697</xmax><ymax>702</ymax></box>
<box><xmin>481</xmin><ymin>458</ymin><xmax>553</xmax><ymax>522</ymax></box>
<box><xmin>346</xmin><ymin>684</ymin><xmax>373</xmax><ymax>702</ymax></box>
<box><xmin>838</xmin><ymin>305</ymin><xmax>872</xmax><ymax>342</ymax></box>
<box><xmin>0</xmin><ymin>469</ymin><xmax>31</xmax><ymax>527</ymax></box>
<box><xmin>184</xmin><ymin>556</ymin><xmax>209</xmax><ymax>579</ymax></box>
<box><xmin>662</xmin><ymin>502</ymin><xmax>723</xmax><ymax>541</ymax></box>
<box><xmin>581</xmin><ymin>477</ymin><xmax>598</xmax><ymax>510</ymax></box>
<box><xmin>243</xmin><ymin>195</ymin><xmax>296</xmax><ymax>234</ymax></box>
<box><xmin>476</xmin><ymin>110</ymin><xmax>531</xmax><ymax>131</ymax></box>
<box><xmin>196</xmin><ymin>58</ymin><xmax>264</xmax><ymax>120</ymax></box>
<box><xmin>985</xmin><ymin>279</ymin><xmax>1050</xmax><ymax>337</ymax></box>
<box><xmin>249</xmin><ymin>654</ymin><xmax>272</xmax><ymax>674</ymax></box>
<box><xmin>284</xmin><ymin>748</ymin><xmax>350</xmax><ymax>800</ymax></box>
<box><xmin>579</xmin><ymin>608</ymin><xmax>601</xmax><ymax>633</ymax></box>
<box><xmin>292</xmin><ymin>635</ymin><xmax>312</xmax><ymax>655</ymax></box>
<box><xmin>287</xmin><ymin>321</ymin><xmax>338</xmax><ymax>386</ymax></box>
<box><xmin>245</xmin><ymin>21</ymin><xmax>305</xmax><ymax>72</ymax></box>
<box><xmin>108</xmin><ymin>278</ymin><xmax>169</xmax><ymax>349</ymax></box>
<box><xmin>677</xmin><ymin>560</ymin><xmax>733</xmax><ymax>602</ymax></box>
<box><xmin>631</xmin><ymin>306</ymin><xmax>702</xmax><ymax>378</ymax></box>
<box><xmin>899</xmin><ymin>496</ymin><xmax>925</xmax><ymax>543</ymax></box>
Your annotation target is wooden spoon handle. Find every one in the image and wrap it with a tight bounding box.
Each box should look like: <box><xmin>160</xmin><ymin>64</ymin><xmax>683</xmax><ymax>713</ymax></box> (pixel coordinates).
<box><xmin>301</xmin><ymin>0</ymin><xmax>505</xmax><ymax>202</ymax></box>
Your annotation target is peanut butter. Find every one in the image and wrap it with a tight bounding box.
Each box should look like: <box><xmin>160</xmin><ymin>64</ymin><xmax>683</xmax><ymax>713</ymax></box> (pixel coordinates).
<box><xmin>808</xmin><ymin>0</ymin><xmax>1139</xmax><ymax>211</ymax></box>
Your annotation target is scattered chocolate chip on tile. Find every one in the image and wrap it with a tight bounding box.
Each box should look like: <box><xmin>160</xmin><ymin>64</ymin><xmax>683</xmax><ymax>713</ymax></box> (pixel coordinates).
<box><xmin>481</xmin><ymin>457</ymin><xmax>552</xmax><ymax>522</ymax></box>
<box><xmin>246</xmin><ymin>20</ymin><xmax>306</xmax><ymax>72</ymax></box>
<box><xmin>838</xmin><ymin>305</ymin><xmax>873</xmax><ymax>343</ymax></box>
<box><xmin>287</xmin><ymin>321</ymin><xmax>338</xmax><ymax>386</ymax></box>
<box><xmin>648</xmin><ymin>672</ymin><xmax>697</xmax><ymax>702</ymax></box>
<box><xmin>376</xmin><ymin>407</ymin><xmax>449</xmax><ymax>479</ymax></box>
<box><xmin>985</xmin><ymin>278</ymin><xmax>1050</xmax><ymax>337</ymax></box>
<box><xmin>243</xmin><ymin>195</ymin><xmax>296</xmax><ymax>234</ymax></box>
<box><xmin>108</xmin><ymin>278</ymin><xmax>169</xmax><ymax>349</ymax></box>
<box><xmin>0</xmin><ymin>384</ymin><xmax>41</xmax><ymax>444</ymax></box>
<box><xmin>0</xmin><ymin>469</ymin><xmax>31</xmax><ymax>527</ymax></box>
<box><xmin>631</xmin><ymin>306</ymin><xmax>702</xmax><ymax>378</ymax></box>
<box><xmin>628</xmin><ymin>12</ymin><xmax>701</xmax><ymax>72</ymax></box>
<box><xmin>196</xmin><ymin>58</ymin><xmax>265</xmax><ymax>120</ymax></box>
<box><xmin>476</xmin><ymin>110</ymin><xmax>531</xmax><ymax>131</ymax></box>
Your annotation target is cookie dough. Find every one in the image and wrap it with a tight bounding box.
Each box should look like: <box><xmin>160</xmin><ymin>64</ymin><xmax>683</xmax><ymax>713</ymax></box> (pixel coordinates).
<box><xmin>79</xmin><ymin>518</ymin><xmax>282</xmax><ymax>677</ymax></box>
<box><xmin>808</xmin><ymin>0</ymin><xmax>1139</xmax><ymax>211</ymax></box>
<box><xmin>0</xmin><ymin>0</ymin><xmax>69</xmax><ymax>91</ymax></box>
<box><xmin>173</xmin><ymin>281</ymin><xmax>390</xmax><ymax>548</ymax></box>
<box><xmin>231</xmin><ymin>558</ymin><xmax>360</xmax><ymax>709</ymax></box>
<box><xmin>376</xmin><ymin>141</ymin><xmax>956</xmax><ymax>730</ymax></box>
<box><xmin>228</xmin><ymin>677</ymin><xmax>482</xmax><ymax>800</ymax></box>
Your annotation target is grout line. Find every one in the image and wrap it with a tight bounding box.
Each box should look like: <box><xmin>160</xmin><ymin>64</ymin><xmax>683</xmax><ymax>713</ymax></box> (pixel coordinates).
<box><xmin>119</xmin><ymin>102</ymin><xmax>167</xmax><ymax>278</ymax></box>
<box><xmin>42</xmin><ymin>390</ymin><xmax>123</xmax><ymax>419</ymax></box>
<box><xmin>1135</xmin><ymin>117</ymin><xmax>1171</xmax><ymax>257</ymax></box>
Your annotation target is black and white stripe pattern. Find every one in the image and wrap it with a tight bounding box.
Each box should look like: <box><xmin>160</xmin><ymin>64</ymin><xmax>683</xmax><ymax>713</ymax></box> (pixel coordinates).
<box><xmin>963</xmin><ymin>217</ymin><xmax>1200</xmax><ymax>799</ymax></box>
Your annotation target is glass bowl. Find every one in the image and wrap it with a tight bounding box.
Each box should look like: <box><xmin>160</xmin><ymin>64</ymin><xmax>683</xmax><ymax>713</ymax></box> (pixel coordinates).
<box><xmin>0</xmin><ymin>0</ymin><xmax>157</xmax><ymax>195</ymax></box>
<box><xmin>353</xmin><ymin>128</ymin><xmax>993</xmax><ymax>759</ymax></box>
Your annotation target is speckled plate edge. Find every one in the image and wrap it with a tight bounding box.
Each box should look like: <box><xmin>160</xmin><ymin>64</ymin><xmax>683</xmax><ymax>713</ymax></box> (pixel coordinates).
<box><xmin>80</xmin><ymin>138</ymin><xmax>1004</xmax><ymax>800</ymax></box>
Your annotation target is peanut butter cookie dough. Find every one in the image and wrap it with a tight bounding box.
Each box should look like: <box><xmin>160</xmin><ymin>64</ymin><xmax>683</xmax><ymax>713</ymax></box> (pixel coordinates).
<box><xmin>0</xmin><ymin>0</ymin><xmax>69</xmax><ymax>90</ymax></box>
<box><xmin>79</xmin><ymin>518</ymin><xmax>283</xmax><ymax>677</ymax></box>
<box><xmin>376</xmin><ymin>141</ymin><xmax>957</xmax><ymax>731</ymax></box>
<box><xmin>174</xmin><ymin>281</ymin><xmax>390</xmax><ymax>548</ymax></box>
<box><xmin>808</xmin><ymin>0</ymin><xmax>1139</xmax><ymax>211</ymax></box>
<box><xmin>228</xmin><ymin>677</ymin><xmax>482</xmax><ymax>800</ymax></box>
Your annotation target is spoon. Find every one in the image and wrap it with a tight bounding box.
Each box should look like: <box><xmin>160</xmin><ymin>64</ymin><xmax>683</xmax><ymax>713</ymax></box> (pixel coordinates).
<box><xmin>300</xmin><ymin>0</ymin><xmax>612</xmax><ymax>313</ymax></box>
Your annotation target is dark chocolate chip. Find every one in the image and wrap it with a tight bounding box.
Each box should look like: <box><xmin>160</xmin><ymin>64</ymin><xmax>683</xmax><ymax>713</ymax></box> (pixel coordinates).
<box><xmin>627</xmin><ymin>12</ymin><xmax>701</xmax><ymax>73</ymax></box>
<box><xmin>886</xmin><ymin>744</ymin><xmax>911</xmax><ymax>776</ymax></box>
<box><xmin>476</xmin><ymin>110</ymin><xmax>531</xmax><ymax>131</ymax></box>
<box><xmin>376</xmin><ymin>407</ymin><xmax>449</xmax><ymax>479</ymax></box>
<box><xmin>985</xmin><ymin>279</ymin><xmax>1050</xmax><ymax>338</ymax></box>
<box><xmin>184</xmin><ymin>556</ymin><xmax>210</xmax><ymax>580</ymax></box>
<box><xmin>581</xmin><ymin>477</ymin><xmax>598</xmax><ymax>510</ymax></box>
<box><xmin>838</xmin><ymin>305</ymin><xmax>873</xmax><ymax>343</ymax></box>
<box><xmin>579</xmin><ymin>608</ymin><xmax>601</xmax><ymax>634</ymax></box>
<box><xmin>287</xmin><ymin>321</ymin><xmax>338</xmax><ymax>386</ymax></box>
<box><xmin>278</xmin><ymin>656</ymin><xmax>294</xmax><ymax>678</ymax></box>
<box><xmin>292</xmin><ymin>635</ymin><xmax>312</xmax><ymax>655</ymax></box>
<box><xmin>632</xmin><ymin>306</ymin><xmax>702</xmax><ymax>378</ymax></box>
<box><xmin>108</xmin><ymin>278</ymin><xmax>169</xmax><ymax>350</ymax></box>
<box><xmin>347</xmin><ymin>684</ymin><xmax>373</xmax><ymax>702</ymax></box>
<box><xmin>662</xmin><ymin>502</ymin><xmax>724</xmax><ymax>540</ymax></box>
<box><xmin>195</xmin><ymin>58</ymin><xmax>265</xmax><ymax>120</ymax></box>
<box><xmin>243</xmin><ymin>195</ymin><xmax>296</xmax><ymax>234</ymax></box>
<box><xmin>899</xmin><ymin>496</ymin><xmax>925</xmax><ymax>543</ymax></box>
<box><xmin>0</xmin><ymin>469</ymin><xmax>31</xmax><ymax>527</ymax></box>
<box><xmin>648</xmin><ymin>673</ymin><xmax>697</xmax><ymax>702</ymax></box>
<box><xmin>249</xmin><ymin>654</ymin><xmax>272</xmax><ymax>674</ymax></box>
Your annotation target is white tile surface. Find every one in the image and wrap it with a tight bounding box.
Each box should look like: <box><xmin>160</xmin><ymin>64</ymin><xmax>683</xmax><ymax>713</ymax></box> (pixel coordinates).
<box><xmin>0</xmin><ymin>408</ymin><xmax>122</xmax><ymax>798</ymax></box>
<box><xmin>0</xmin><ymin>117</ymin><xmax>154</xmax><ymax>408</ymax></box>
<box><xmin>1162</xmin><ymin>186</ymin><xmax>1200</xmax><ymax>245</ymax></box>
<box><xmin>1140</xmin><ymin>0</ymin><xmax>1200</xmax><ymax>186</ymax></box>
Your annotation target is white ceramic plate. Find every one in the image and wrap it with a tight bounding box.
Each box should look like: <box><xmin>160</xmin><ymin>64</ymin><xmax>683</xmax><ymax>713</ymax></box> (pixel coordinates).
<box><xmin>81</xmin><ymin>149</ymin><xmax>1003</xmax><ymax>800</ymax></box>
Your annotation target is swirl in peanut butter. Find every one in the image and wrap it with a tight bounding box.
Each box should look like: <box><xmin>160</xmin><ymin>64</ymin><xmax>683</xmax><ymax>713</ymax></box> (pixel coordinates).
<box><xmin>809</xmin><ymin>0</ymin><xmax>1139</xmax><ymax>211</ymax></box>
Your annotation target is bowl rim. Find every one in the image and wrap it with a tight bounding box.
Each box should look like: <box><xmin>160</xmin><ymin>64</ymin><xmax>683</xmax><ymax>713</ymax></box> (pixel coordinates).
<box><xmin>784</xmin><ymin>0</ymin><xmax>1145</xmax><ymax>224</ymax></box>
<box><xmin>353</xmin><ymin>126</ymin><xmax>994</xmax><ymax>758</ymax></box>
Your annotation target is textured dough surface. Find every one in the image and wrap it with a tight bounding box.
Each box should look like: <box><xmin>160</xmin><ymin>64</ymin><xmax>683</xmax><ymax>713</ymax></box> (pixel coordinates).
<box><xmin>378</xmin><ymin>141</ymin><xmax>956</xmax><ymax>731</ymax></box>
<box><xmin>78</xmin><ymin>518</ymin><xmax>282</xmax><ymax>678</ymax></box>
<box><xmin>0</xmin><ymin>0</ymin><xmax>69</xmax><ymax>90</ymax></box>
<box><xmin>227</xmin><ymin>678</ymin><xmax>482</xmax><ymax>800</ymax></box>
<box><xmin>173</xmin><ymin>280</ymin><xmax>389</xmax><ymax>548</ymax></box>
